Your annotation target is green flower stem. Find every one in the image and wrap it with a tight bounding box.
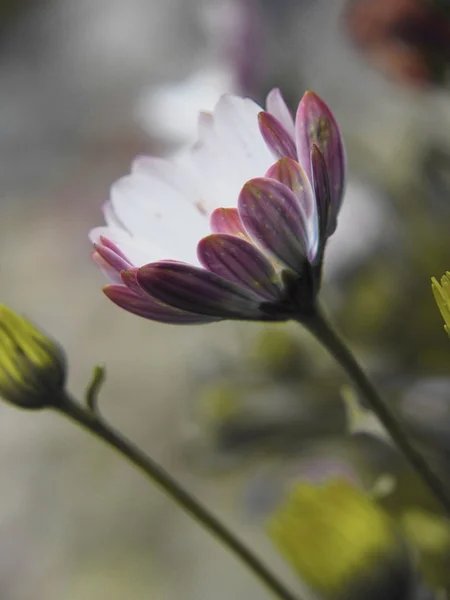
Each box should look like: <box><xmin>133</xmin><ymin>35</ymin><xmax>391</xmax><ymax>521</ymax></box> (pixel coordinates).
<box><xmin>55</xmin><ymin>394</ymin><xmax>300</xmax><ymax>600</ymax></box>
<box><xmin>301</xmin><ymin>307</ymin><xmax>450</xmax><ymax>517</ymax></box>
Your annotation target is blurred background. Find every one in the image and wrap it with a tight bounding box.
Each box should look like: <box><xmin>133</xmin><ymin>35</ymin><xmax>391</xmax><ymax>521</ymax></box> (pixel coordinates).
<box><xmin>1</xmin><ymin>0</ymin><xmax>450</xmax><ymax>598</ymax></box>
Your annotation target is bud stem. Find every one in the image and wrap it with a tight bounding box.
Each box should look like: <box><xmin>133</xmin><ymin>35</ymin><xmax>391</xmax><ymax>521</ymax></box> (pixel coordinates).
<box><xmin>55</xmin><ymin>394</ymin><xmax>300</xmax><ymax>600</ymax></box>
<box><xmin>301</xmin><ymin>307</ymin><xmax>450</xmax><ymax>517</ymax></box>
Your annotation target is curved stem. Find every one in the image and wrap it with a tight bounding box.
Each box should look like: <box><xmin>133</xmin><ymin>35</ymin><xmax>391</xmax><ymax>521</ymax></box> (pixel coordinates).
<box><xmin>55</xmin><ymin>394</ymin><xmax>300</xmax><ymax>600</ymax></box>
<box><xmin>301</xmin><ymin>307</ymin><xmax>450</xmax><ymax>516</ymax></box>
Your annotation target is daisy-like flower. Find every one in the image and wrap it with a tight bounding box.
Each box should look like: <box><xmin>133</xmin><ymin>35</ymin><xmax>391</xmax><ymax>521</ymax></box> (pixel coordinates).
<box><xmin>90</xmin><ymin>89</ymin><xmax>345</xmax><ymax>325</ymax></box>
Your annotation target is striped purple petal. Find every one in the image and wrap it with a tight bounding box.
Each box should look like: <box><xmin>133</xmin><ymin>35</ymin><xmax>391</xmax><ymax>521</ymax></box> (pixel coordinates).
<box><xmin>137</xmin><ymin>262</ymin><xmax>264</xmax><ymax>319</ymax></box>
<box><xmin>93</xmin><ymin>242</ymin><xmax>132</xmax><ymax>274</ymax></box>
<box><xmin>311</xmin><ymin>144</ymin><xmax>332</xmax><ymax>250</ymax></box>
<box><xmin>210</xmin><ymin>207</ymin><xmax>249</xmax><ymax>238</ymax></box>
<box><xmin>238</xmin><ymin>178</ymin><xmax>308</xmax><ymax>272</ymax></box>
<box><xmin>258</xmin><ymin>112</ymin><xmax>297</xmax><ymax>161</ymax></box>
<box><xmin>295</xmin><ymin>91</ymin><xmax>346</xmax><ymax>229</ymax></box>
<box><xmin>265</xmin><ymin>158</ymin><xmax>315</xmax><ymax>221</ymax></box>
<box><xmin>103</xmin><ymin>285</ymin><xmax>220</xmax><ymax>324</ymax></box>
<box><xmin>99</xmin><ymin>236</ymin><xmax>132</xmax><ymax>263</ymax></box>
<box><xmin>120</xmin><ymin>268</ymin><xmax>146</xmax><ymax>295</ymax></box>
<box><xmin>266</xmin><ymin>158</ymin><xmax>319</xmax><ymax>261</ymax></box>
<box><xmin>197</xmin><ymin>234</ymin><xmax>282</xmax><ymax>301</ymax></box>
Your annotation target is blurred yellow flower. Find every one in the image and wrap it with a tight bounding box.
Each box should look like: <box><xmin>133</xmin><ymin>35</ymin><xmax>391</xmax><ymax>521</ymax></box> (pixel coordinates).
<box><xmin>197</xmin><ymin>383</ymin><xmax>241</xmax><ymax>425</ymax></box>
<box><xmin>401</xmin><ymin>508</ymin><xmax>450</xmax><ymax>592</ymax></box>
<box><xmin>432</xmin><ymin>272</ymin><xmax>450</xmax><ymax>335</ymax></box>
<box><xmin>0</xmin><ymin>305</ymin><xmax>66</xmax><ymax>409</ymax></box>
<box><xmin>267</xmin><ymin>479</ymin><xmax>413</xmax><ymax>599</ymax></box>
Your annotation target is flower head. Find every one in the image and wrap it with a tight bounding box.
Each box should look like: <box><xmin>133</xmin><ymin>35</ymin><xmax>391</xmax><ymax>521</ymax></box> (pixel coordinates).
<box><xmin>267</xmin><ymin>479</ymin><xmax>415</xmax><ymax>600</ymax></box>
<box><xmin>91</xmin><ymin>89</ymin><xmax>345</xmax><ymax>324</ymax></box>
<box><xmin>0</xmin><ymin>305</ymin><xmax>66</xmax><ymax>409</ymax></box>
<box><xmin>432</xmin><ymin>272</ymin><xmax>450</xmax><ymax>334</ymax></box>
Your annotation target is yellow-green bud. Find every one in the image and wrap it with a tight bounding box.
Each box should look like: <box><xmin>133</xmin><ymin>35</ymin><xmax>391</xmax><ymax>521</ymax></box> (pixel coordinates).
<box><xmin>267</xmin><ymin>480</ymin><xmax>414</xmax><ymax>600</ymax></box>
<box><xmin>0</xmin><ymin>305</ymin><xmax>66</xmax><ymax>409</ymax></box>
<box><xmin>432</xmin><ymin>273</ymin><xmax>450</xmax><ymax>335</ymax></box>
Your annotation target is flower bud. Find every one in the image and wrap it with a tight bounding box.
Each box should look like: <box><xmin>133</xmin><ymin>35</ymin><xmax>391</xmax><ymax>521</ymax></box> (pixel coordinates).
<box><xmin>267</xmin><ymin>479</ymin><xmax>415</xmax><ymax>600</ymax></box>
<box><xmin>0</xmin><ymin>305</ymin><xmax>66</xmax><ymax>409</ymax></box>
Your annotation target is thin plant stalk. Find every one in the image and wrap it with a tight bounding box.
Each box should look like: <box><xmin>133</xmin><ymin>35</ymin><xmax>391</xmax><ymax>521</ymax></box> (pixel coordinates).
<box><xmin>55</xmin><ymin>394</ymin><xmax>300</xmax><ymax>600</ymax></box>
<box><xmin>302</xmin><ymin>307</ymin><xmax>450</xmax><ymax>516</ymax></box>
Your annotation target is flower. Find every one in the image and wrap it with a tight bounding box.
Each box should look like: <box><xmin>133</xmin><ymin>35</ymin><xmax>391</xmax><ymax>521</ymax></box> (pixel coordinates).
<box><xmin>400</xmin><ymin>508</ymin><xmax>450</xmax><ymax>593</ymax></box>
<box><xmin>90</xmin><ymin>89</ymin><xmax>345</xmax><ymax>324</ymax></box>
<box><xmin>267</xmin><ymin>479</ymin><xmax>415</xmax><ymax>600</ymax></box>
<box><xmin>0</xmin><ymin>305</ymin><xmax>66</xmax><ymax>409</ymax></box>
<box><xmin>432</xmin><ymin>272</ymin><xmax>450</xmax><ymax>334</ymax></box>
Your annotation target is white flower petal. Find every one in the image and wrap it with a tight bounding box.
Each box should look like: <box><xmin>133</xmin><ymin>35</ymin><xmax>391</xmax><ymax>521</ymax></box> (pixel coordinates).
<box><xmin>132</xmin><ymin>155</ymin><xmax>200</xmax><ymax>211</ymax></box>
<box><xmin>197</xmin><ymin>111</ymin><xmax>214</xmax><ymax>141</ymax></box>
<box><xmin>103</xmin><ymin>199</ymin><xmax>128</xmax><ymax>232</ymax></box>
<box><xmin>266</xmin><ymin>88</ymin><xmax>295</xmax><ymax>136</ymax></box>
<box><xmin>133</xmin><ymin>154</ymin><xmax>215</xmax><ymax>223</ymax></box>
<box><xmin>110</xmin><ymin>173</ymin><xmax>208</xmax><ymax>264</ymax></box>
<box><xmin>189</xmin><ymin>94</ymin><xmax>274</xmax><ymax>210</ymax></box>
<box><xmin>213</xmin><ymin>95</ymin><xmax>274</xmax><ymax>179</ymax></box>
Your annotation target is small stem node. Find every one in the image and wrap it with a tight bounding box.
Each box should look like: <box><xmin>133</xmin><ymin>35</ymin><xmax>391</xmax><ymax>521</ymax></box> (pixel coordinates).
<box><xmin>85</xmin><ymin>364</ymin><xmax>106</xmax><ymax>414</ymax></box>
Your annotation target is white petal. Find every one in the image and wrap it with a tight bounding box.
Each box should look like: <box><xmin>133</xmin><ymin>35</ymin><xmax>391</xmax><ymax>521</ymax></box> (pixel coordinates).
<box><xmin>213</xmin><ymin>95</ymin><xmax>274</xmax><ymax>178</ymax></box>
<box><xmin>188</xmin><ymin>94</ymin><xmax>274</xmax><ymax>210</ymax></box>
<box><xmin>109</xmin><ymin>173</ymin><xmax>208</xmax><ymax>265</ymax></box>
<box><xmin>197</xmin><ymin>111</ymin><xmax>214</xmax><ymax>141</ymax></box>
<box><xmin>103</xmin><ymin>199</ymin><xmax>128</xmax><ymax>232</ymax></box>
<box><xmin>132</xmin><ymin>155</ymin><xmax>200</xmax><ymax>211</ymax></box>
<box><xmin>266</xmin><ymin>88</ymin><xmax>295</xmax><ymax>136</ymax></box>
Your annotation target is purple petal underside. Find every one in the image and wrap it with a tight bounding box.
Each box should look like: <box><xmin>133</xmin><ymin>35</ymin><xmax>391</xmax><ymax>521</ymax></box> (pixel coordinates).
<box><xmin>238</xmin><ymin>178</ymin><xmax>308</xmax><ymax>272</ymax></box>
<box><xmin>93</xmin><ymin>242</ymin><xmax>132</xmax><ymax>273</ymax></box>
<box><xmin>104</xmin><ymin>285</ymin><xmax>220</xmax><ymax>324</ymax></box>
<box><xmin>266</xmin><ymin>158</ymin><xmax>315</xmax><ymax>221</ymax></box>
<box><xmin>99</xmin><ymin>236</ymin><xmax>132</xmax><ymax>263</ymax></box>
<box><xmin>120</xmin><ymin>268</ymin><xmax>146</xmax><ymax>295</ymax></box>
<box><xmin>137</xmin><ymin>262</ymin><xmax>265</xmax><ymax>319</ymax></box>
<box><xmin>258</xmin><ymin>112</ymin><xmax>297</xmax><ymax>161</ymax></box>
<box><xmin>197</xmin><ymin>234</ymin><xmax>282</xmax><ymax>301</ymax></box>
<box><xmin>210</xmin><ymin>207</ymin><xmax>249</xmax><ymax>238</ymax></box>
<box><xmin>266</xmin><ymin>158</ymin><xmax>319</xmax><ymax>261</ymax></box>
<box><xmin>311</xmin><ymin>144</ymin><xmax>332</xmax><ymax>249</ymax></box>
<box><xmin>295</xmin><ymin>91</ymin><xmax>346</xmax><ymax>228</ymax></box>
